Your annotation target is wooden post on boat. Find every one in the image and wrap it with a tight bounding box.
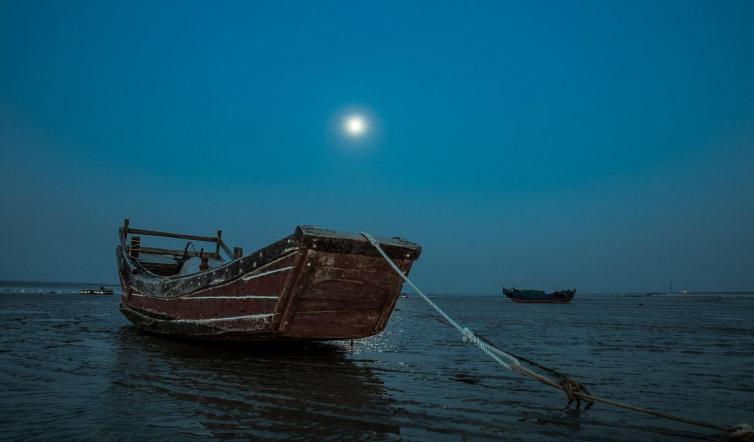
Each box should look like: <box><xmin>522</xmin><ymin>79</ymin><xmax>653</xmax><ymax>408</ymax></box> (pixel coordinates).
<box><xmin>215</xmin><ymin>230</ymin><xmax>222</xmax><ymax>258</ymax></box>
<box><xmin>199</xmin><ymin>248</ymin><xmax>209</xmax><ymax>271</ymax></box>
<box><xmin>121</xmin><ymin>218</ymin><xmax>130</xmax><ymax>244</ymax></box>
<box><xmin>215</xmin><ymin>231</ymin><xmax>235</xmax><ymax>260</ymax></box>
<box><xmin>119</xmin><ymin>220</ymin><xmax>225</xmax><ymax>260</ymax></box>
<box><xmin>130</xmin><ymin>236</ymin><xmax>141</xmax><ymax>259</ymax></box>
<box><xmin>233</xmin><ymin>247</ymin><xmax>244</xmax><ymax>259</ymax></box>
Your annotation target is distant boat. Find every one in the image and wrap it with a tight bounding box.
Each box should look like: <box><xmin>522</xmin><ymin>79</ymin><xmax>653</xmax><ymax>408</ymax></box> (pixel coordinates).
<box><xmin>503</xmin><ymin>287</ymin><xmax>575</xmax><ymax>303</ymax></box>
<box><xmin>81</xmin><ymin>286</ymin><xmax>114</xmax><ymax>295</ymax></box>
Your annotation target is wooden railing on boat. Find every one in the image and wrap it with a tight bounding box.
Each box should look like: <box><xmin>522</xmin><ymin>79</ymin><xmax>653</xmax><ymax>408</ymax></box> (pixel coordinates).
<box><xmin>120</xmin><ymin>219</ymin><xmax>243</xmax><ymax>262</ymax></box>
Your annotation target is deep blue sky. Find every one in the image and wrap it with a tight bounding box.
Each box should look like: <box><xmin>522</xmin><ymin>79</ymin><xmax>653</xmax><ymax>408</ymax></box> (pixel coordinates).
<box><xmin>2</xmin><ymin>0</ymin><xmax>753</xmax><ymax>292</ymax></box>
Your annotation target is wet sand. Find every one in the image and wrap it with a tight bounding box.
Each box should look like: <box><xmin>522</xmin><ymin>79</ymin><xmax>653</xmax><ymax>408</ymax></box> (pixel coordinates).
<box><xmin>1</xmin><ymin>287</ymin><xmax>753</xmax><ymax>440</ymax></box>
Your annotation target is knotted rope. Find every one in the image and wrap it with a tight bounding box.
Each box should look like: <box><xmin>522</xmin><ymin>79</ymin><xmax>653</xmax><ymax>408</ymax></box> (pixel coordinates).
<box><xmin>361</xmin><ymin>232</ymin><xmax>752</xmax><ymax>441</ymax></box>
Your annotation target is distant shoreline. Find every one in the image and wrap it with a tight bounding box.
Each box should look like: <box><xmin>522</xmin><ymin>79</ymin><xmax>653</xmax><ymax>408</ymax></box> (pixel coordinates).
<box><xmin>582</xmin><ymin>291</ymin><xmax>754</xmax><ymax>295</ymax></box>
<box><xmin>0</xmin><ymin>280</ymin><xmax>751</xmax><ymax>296</ymax></box>
<box><xmin>0</xmin><ymin>280</ymin><xmax>119</xmax><ymax>288</ymax></box>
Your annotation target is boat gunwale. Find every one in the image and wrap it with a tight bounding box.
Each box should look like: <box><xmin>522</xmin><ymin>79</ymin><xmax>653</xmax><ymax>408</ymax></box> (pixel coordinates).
<box><xmin>118</xmin><ymin>224</ymin><xmax>422</xmax><ymax>300</ymax></box>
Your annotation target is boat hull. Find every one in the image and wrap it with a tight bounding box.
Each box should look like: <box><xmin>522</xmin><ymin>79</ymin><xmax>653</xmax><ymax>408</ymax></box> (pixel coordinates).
<box><xmin>81</xmin><ymin>289</ymin><xmax>114</xmax><ymax>295</ymax></box>
<box><xmin>503</xmin><ymin>288</ymin><xmax>575</xmax><ymax>304</ymax></box>
<box><xmin>117</xmin><ymin>226</ymin><xmax>420</xmax><ymax>341</ymax></box>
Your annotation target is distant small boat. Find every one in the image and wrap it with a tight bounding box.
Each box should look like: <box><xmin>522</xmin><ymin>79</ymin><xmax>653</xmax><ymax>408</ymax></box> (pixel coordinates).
<box><xmin>503</xmin><ymin>287</ymin><xmax>575</xmax><ymax>303</ymax></box>
<box><xmin>81</xmin><ymin>286</ymin><xmax>114</xmax><ymax>295</ymax></box>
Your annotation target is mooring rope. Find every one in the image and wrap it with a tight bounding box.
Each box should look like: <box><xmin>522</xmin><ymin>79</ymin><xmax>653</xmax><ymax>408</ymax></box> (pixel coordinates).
<box><xmin>361</xmin><ymin>232</ymin><xmax>753</xmax><ymax>441</ymax></box>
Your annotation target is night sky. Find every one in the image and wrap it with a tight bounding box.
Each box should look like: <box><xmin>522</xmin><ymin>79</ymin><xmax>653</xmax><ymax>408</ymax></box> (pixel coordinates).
<box><xmin>2</xmin><ymin>0</ymin><xmax>753</xmax><ymax>293</ymax></box>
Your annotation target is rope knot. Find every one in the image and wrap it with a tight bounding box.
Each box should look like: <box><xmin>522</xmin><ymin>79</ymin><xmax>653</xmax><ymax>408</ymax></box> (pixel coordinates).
<box><xmin>723</xmin><ymin>423</ymin><xmax>754</xmax><ymax>442</ymax></box>
<box><xmin>561</xmin><ymin>377</ymin><xmax>593</xmax><ymax>410</ymax></box>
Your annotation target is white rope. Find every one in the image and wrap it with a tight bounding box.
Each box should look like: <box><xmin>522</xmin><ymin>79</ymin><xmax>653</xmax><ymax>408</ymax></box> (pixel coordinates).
<box><xmin>361</xmin><ymin>232</ymin><xmax>521</xmax><ymax>370</ymax></box>
<box><xmin>361</xmin><ymin>232</ymin><xmax>754</xmax><ymax>439</ymax></box>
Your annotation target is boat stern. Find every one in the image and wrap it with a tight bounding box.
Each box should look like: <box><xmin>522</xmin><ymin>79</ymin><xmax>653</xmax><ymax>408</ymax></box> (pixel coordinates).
<box><xmin>273</xmin><ymin>226</ymin><xmax>421</xmax><ymax>340</ymax></box>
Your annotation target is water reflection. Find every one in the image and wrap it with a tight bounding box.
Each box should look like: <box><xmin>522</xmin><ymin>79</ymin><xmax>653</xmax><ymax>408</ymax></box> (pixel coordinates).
<box><xmin>107</xmin><ymin>327</ymin><xmax>399</xmax><ymax>439</ymax></box>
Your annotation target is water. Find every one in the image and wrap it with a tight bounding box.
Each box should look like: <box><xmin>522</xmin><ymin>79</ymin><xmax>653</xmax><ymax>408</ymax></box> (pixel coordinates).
<box><xmin>1</xmin><ymin>286</ymin><xmax>753</xmax><ymax>440</ymax></box>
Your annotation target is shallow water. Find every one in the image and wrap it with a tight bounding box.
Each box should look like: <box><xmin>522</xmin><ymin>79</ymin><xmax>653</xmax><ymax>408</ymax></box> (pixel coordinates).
<box><xmin>1</xmin><ymin>286</ymin><xmax>753</xmax><ymax>440</ymax></box>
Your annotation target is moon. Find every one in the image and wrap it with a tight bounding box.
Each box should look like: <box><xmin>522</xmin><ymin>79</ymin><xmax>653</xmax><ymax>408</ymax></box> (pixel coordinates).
<box><xmin>344</xmin><ymin>115</ymin><xmax>366</xmax><ymax>136</ymax></box>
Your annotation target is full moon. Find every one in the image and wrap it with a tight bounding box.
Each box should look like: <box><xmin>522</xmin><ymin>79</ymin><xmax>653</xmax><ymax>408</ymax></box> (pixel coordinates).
<box><xmin>344</xmin><ymin>115</ymin><xmax>366</xmax><ymax>136</ymax></box>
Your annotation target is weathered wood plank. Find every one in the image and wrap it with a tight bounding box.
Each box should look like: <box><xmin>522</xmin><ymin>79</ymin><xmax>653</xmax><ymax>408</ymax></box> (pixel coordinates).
<box><xmin>121</xmin><ymin>219</ymin><xmax>130</xmax><ymax>241</ymax></box>
<box><xmin>138</xmin><ymin>246</ymin><xmax>220</xmax><ymax>260</ymax></box>
<box><xmin>128</xmin><ymin>294</ymin><xmax>277</xmax><ymax>320</ymax></box>
<box><xmin>308</xmin><ymin>253</ymin><xmax>399</xmax><ymax>273</ymax></box>
<box><xmin>274</xmin><ymin>250</ymin><xmax>311</xmax><ymax>332</ymax></box>
<box><xmin>120</xmin><ymin>304</ymin><xmax>274</xmax><ymax>337</ymax></box>
<box><xmin>219</xmin><ymin>238</ymin><xmax>234</xmax><ymax>259</ymax></box>
<box><xmin>284</xmin><ymin>310</ymin><xmax>381</xmax><ymax>338</ymax></box>
<box><xmin>188</xmin><ymin>255</ymin><xmax>296</xmax><ymax>297</ymax></box>
<box><xmin>374</xmin><ymin>259</ymin><xmax>414</xmax><ymax>332</ymax></box>
<box><xmin>298</xmin><ymin>285</ymin><xmax>392</xmax><ymax>302</ymax></box>
<box><xmin>296</xmin><ymin>226</ymin><xmax>422</xmax><ymax>260</ymax></box>
<box><xmin>295</xmin><ymin>296</ymin><xmax>385</xmax><ymax>312</ymax></box>
<box><xmin>129</xmin><ymin>236</ymin><xmax>141</xmax><ymax>259</ymax></box>
<box><xmin>126</xmin><ymin>227</ymin><xmax>218</xmax><ymax>243</ymax></box>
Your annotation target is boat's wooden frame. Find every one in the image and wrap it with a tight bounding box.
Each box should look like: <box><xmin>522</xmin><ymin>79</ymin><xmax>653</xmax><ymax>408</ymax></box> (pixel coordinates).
<box><xmin>117</xmin><ymin>219</ymin><xmax>421</xmax><ymax>341</ymax></box>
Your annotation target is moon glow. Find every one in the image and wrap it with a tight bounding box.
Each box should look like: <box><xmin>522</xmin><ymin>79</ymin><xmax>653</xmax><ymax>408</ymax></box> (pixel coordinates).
<box><xmin>344</xmin><ymin>115</ymin><xmax>366</xmax><ymax>136</ymax></box>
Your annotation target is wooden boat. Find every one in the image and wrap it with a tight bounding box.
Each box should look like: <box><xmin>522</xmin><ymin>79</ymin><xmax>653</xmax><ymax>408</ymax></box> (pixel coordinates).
<box><xmin>116</xmin><ymin>219</ymin><xmax>421</xmax><ymax>341</ymax></box>
<box><xmin>503</xmin><ymin>287</ymin><xmax>575</xmax><ymax>303</ymax></box>
<box><xmin>81</xmin><ymin>286</ymin><xmax>114</xmax><ymax>295</ymax></box>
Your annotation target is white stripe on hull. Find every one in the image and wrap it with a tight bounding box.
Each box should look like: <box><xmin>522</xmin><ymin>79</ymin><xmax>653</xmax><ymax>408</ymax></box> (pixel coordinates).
<box><xmin>123</xmin><ymin>259</ymin><xmax>294</xmax><ymax>300</ymax></box>
<box><xmin>128</xmin><ymin>293</ymin><xmax>279</xmax><ymax>300</ymax></box>
<box><xmin>171</xmin><ymin>313</ymin><xmax>275</xmax><ymax>324</ymax></box>
<box><xmin>186</xmin><ymin>295</ymin><xmax>279</xmax><ymax>300</ymax></box>
<box><xmin>123</xmin><ymin>305</ymin><xmax>275</xmax><ymax>325</ymax></box>
<box><xmin>241</xmin><ymin>265</ymin><xmax>294</xmax><ymax>281</ymax></box>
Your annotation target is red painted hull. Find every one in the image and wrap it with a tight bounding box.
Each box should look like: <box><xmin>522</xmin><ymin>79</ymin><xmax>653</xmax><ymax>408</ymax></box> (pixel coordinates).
<box><xmin>117</xmin><ymin>226</ymin><xmax>421</xmax><ymax>341</ymax></box>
